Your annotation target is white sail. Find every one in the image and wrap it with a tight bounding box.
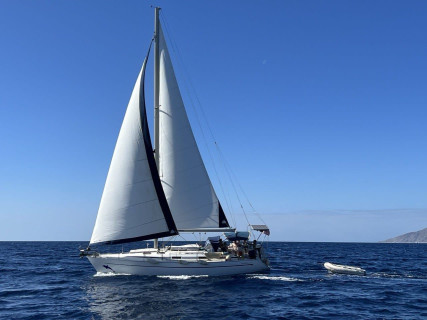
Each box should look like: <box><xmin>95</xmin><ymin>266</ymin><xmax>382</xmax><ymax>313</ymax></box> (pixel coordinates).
<box><xmin>158</xmin><ymin>24</ymin><xmax>229</xmax><ymax>230</ymax></box>
<box><xmin>90</xmin><ymin>55</ymin><xmax>176</xmax><ymax>245</ymax></box>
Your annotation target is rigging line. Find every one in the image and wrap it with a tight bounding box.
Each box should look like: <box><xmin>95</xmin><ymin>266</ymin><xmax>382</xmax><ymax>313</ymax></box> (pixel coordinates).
<box><xmin>216</xmin><ymin>142</ymin><xmax>266</xmax><ymax>226</ymax></box>
<box><xmin>159</xmin><ymin>14</ymin><xmax>216</xmax><ymax>145</ymax></box>
<box><xmin>177</xmin><ymin>234</ymin><xmax>188</xmax><ymax>242</ymax></box>
<box><xmin>162</xmin><ymin>235</ymin><xmax>178</xmax><ymax>246</ymax></box>
<box><xmin>159</xmin><ymin>12</ymin><xmax>236</xmax><ymax>227</ymax></box>
<box><xmin>159</xmin><ymin>13</ymin><xmax>259</xmax><ymax>227</ymax></box>
<box><xmin>218</xmin><ymin>145</ymin><xmax>267</xmax><ymax>225</ymax></box>
<box><xmin>214</xmin><ymin>143</ymin><xmax>251</xmax><ymax>228</ymax></box>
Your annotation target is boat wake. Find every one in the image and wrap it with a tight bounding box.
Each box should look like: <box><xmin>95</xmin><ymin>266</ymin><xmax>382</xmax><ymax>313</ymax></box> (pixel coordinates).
<box><xmin>157</xmin><ymin>275</ymin><xmax>209</xmax><ymax>280</ymax></box>
<box><xmin>248</xmin><ymin>275</ymin><xmax>302</xmax><ymax>282</ymax></box>
<box><xmin>369</xmin><ymin>272</ymin><xmax>425</xmax><ymax>280</ymax></box>
<box><xmin>93</xmin><ymin>272</ymin><xmax>131</xmax><ymax>277</ymax></box>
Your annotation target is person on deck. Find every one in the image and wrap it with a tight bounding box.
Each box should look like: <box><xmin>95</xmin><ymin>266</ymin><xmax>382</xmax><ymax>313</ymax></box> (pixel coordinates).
<box><xmin>217</xmin><ymin>239</ymin><xmax>226</xmax><ymax>252</ymax></box>
<box><xmin>237</xmin><ymin>241</ymin><xmax>244</xmax><ymax>257</ymax></box>
<box><xmin>219</xmin><ymin>239</ymin><xmax>228</xmax><ymax>252</ymax></box>
<box><xmin>249</xmin><ymin>240</ymin><xmax>258</xmax><ymax>259</ymax></box>
<box><xmin>230</xmin><ymin>241</ymin><xmax>238</xmax><ymax>256</ymax></box>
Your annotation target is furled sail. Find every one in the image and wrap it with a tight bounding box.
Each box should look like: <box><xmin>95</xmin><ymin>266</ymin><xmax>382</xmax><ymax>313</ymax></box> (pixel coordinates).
<box><xmin>158</xmin><ymin>24</ymin><xmax>229</xmax><ymax>230</ymax></box>
<box><xmin>90</xmin><ymin>48</ymin><xmax>177</xmax><ymax>245</ymax></box>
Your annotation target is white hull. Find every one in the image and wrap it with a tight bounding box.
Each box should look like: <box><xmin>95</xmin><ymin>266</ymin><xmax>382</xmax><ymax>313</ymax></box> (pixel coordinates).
<box><xmin>87</xmin><ymin>249</ymin><xmax>269</xmax><ymax>276</ymax></box>
<box><xmin>324</xmin><ymin>262</ymin><xmax>366</xmax><ymax>276</ymax></box>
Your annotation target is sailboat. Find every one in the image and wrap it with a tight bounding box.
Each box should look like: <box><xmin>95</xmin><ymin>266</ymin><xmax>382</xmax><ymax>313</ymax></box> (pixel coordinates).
<box><xmin>81</xmin><ymin>8</ymin><xmax>270</xmax><ymax>276</ymax></box>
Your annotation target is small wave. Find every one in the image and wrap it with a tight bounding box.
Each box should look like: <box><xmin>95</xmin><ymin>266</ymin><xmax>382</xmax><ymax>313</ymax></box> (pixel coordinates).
<box><xmin>370</xmin><ymin>272</ymin><xmax>401</xmax><ymax>278</ymax></box>
<box><xmin>93</xmin><ymin>272</ymin><xmax>131</xmax><ymax>277</ymax></box>
<box><xmin>370</xmin><ymin>272</ymin><xmax>425</xmax><ymax>280</ymax></box>
<box><xmin>157</xmin><ymin>275</ymin><xmax>209</xmax><ymax>280</ymax></box>
<box><xmin>0</xmin><ymin>267</ymin><xmax>15</xmax><ymax>272</ymax></box>
<box><xmin>51</xmin><ymin>267</ymin><xmax>65</xmax><ymax>271</ymax></box>
<box><xmin>248</xmin><ymin>275</ymin><xmax>302</xmax><ymax>282</ymax></box>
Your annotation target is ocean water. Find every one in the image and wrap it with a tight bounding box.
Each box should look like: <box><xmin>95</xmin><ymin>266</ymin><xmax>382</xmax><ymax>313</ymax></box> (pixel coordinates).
<box><xmin>0</xmin><ymin>242</ymin><xmax>425</xmax><ymax>320</ymax></box>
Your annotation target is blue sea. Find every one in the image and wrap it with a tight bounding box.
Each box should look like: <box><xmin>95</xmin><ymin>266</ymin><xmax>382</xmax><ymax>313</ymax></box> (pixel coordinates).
<box><xmin>0</xmin><ymin>242</ymin><xmax>425</xmax><ymax>319</ymax></box>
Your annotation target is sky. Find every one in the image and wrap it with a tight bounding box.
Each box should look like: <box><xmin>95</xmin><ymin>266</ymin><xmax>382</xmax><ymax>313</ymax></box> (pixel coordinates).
<box><xmin>1</xmin><ymin>0</ymin><xmax>426</xmax><ymax>242</ymax></box>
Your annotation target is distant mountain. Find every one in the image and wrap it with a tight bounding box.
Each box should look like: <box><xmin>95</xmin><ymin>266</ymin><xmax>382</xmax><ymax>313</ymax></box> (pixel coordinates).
<box><xmin>381</xmin><ymin>228</ymin><xmax>427</xmax><ymax>243</ymax></box>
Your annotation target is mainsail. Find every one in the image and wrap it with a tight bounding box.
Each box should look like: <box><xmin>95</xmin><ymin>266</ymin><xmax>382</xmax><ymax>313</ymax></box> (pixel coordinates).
<box><xmin>157</xmin><ymin>24</ymin><xmax>229</xmax><ymax>230</ymax></box>
<box><xmin>90</xmin><ymin>49</ymin><xmax>177</xmax><ymax>245</ymax></box>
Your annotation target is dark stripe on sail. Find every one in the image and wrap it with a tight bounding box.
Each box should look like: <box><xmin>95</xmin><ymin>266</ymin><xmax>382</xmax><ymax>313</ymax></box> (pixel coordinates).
<box><xmin>218</xmin><ymin>202</ymin><xmax>230</xmax><ymax>228</ymax></box>
<box><xmin>139</xmin><ymin>40</ymin><xmax>178</xmax><ymax>235</ymax></box>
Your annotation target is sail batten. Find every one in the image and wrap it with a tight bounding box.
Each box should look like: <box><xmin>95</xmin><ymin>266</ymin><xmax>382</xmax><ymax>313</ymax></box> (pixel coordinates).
<box><xmin>90</xmin><ymin>43</ymin><xmax>177</xmax><ymax>246</ymax></box>
<box><xmin>158</xmin><ymin>23</ymin><xmax>230</xmax><ymax>230</ymax></box>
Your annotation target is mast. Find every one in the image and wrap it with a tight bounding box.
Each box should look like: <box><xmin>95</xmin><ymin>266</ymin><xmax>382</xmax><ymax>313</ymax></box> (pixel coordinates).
<box><xmin>153</xmin><ymin>7</ymin><xmax>161</xmax><ymax>249</ymax></box>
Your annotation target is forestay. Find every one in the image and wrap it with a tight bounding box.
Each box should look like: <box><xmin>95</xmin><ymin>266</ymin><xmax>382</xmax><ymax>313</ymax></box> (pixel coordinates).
<box><xmin>158</xmin><ymin>23</ymin><xmax>229</xmax><ymax>230</ymax></box>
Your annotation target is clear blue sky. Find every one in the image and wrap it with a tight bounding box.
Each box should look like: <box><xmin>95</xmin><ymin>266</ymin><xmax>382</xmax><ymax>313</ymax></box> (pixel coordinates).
<box><xmin>1</xmin><ymin>0</ymin><xmax>426</xmax><ymax>242</ymax></box>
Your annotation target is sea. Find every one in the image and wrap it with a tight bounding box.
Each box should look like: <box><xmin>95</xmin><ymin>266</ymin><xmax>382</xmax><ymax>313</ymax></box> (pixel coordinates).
<box><xmin>0</xmin><ymin>241</ymin><xmax>425</xmax><ymax>320</ymax></box>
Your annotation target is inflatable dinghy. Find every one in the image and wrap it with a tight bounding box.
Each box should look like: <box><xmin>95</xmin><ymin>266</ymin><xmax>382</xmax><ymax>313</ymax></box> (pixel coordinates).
<box><xmin>324</xmin><ymin>262</ymin><xmax>366</xmax><ymax>276</ymax></box>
